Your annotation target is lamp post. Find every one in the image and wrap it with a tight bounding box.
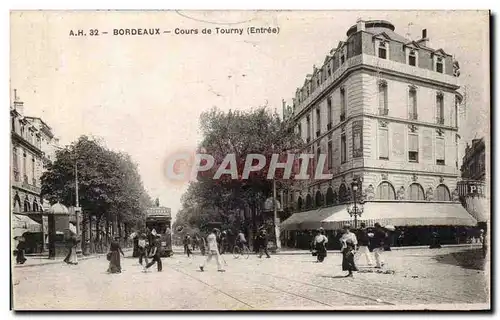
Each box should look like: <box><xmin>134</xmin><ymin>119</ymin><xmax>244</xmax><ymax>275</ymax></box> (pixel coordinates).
<box><xmin>346</xmin><ymin>179</ymin><xmax>364</xmax><ymax>229</ymax></box>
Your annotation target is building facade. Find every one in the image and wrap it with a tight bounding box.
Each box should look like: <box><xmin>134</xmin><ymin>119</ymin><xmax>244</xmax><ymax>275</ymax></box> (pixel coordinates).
<box><xmin>11</xmin><ymin>90</ymin><xmax>61</xmax><ymax>252</ymax></box>
<box><xmin>461</xmin><ymin>138</ymin><xmax>485</xmax><ymax>181</ymax></box>
<box><xmin>280</xmin><ymin>20</ymin><xmax>475</xmax><ymax>246</ymax></box>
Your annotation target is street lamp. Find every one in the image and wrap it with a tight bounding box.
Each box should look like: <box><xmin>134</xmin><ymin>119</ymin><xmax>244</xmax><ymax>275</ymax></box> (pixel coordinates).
<box><xmin>346</xmin><ymin>179</ymin><xmax>364</xmax><ymax>229</ymax></box>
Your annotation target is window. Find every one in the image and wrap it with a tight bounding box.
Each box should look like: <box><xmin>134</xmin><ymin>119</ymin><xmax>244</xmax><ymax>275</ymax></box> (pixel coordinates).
<box><xmin>32</xmin><ymin>157</ymin><xmax>35</xmax><ymax>184</ymax></box>
<box><xmin>436</xmin><ymin>57</ymin><xmax>444</xmax><ymax>73</ymax></box>
<box><xmin>20</xmin><ymin>124</ymin><xmax>25</xmax><ymax>137</ymax></box>
<box><xmin>376</xmin><ymin>182</ymin><xmax>396</xmax><ymax>200</ymax></box>
<box><xmin>23</xmin><ymin>152</ymin><xmax>27</xmax><ymax>178</ymax></box>
<box><xmin>352</xmin><ymin>120</ymin><xmax>363</xmax><ymax>158</ymax></box>
<box><xmin>378</xmin><ymin>82</ymin><xmax>388</xmax><ymax>115</ymax></box>
<box><xmin>341</xmin><ymin>131</ymin><xmax>347</xmax><ymax>164</ymax></box>
<box><xmin>408</xmin><ymin>134</ymin><xmax>419</xmax><ymax>162</ymax></box>
<box><xmin>13</xmin><ymin>147</ymin><xmax>18</xmax><ymax>170</ymax></box>
<box><xmin>316</xmin><ymin>146</ymin><xmax>321</xmax><ymax>174</ymax></box>
<box><xmin>327</xmin><ymin>66</ymin><xmax>331</xmax><ymax>77</ymax></box>
<box><xmin>378</xmin><ymin>126</ymin><xmax>389</xmax><ymax>159</ymax></box>
<box><xmin>377</xmin><ymin>41</ymin><xmax>388</xmax><ymax>59</ymax></box>
<box><xmin>408</xmin><ymin>88</ymin><xmax>418</xmax><ymax>120</ymax></box>
<box><xmin>11</xmin><ymin>117</ymin><xmax>15</xmax><ymax>132</ymax></box>
<box><xmin>408</xmin><ymin>50</ymin><xmax>417</xmax><ymax>66</ymax></box>
<box><xmin>436</xmin><ymin>93</ymin><xmax>444</xmax><ymax>124</ymax></box>
<box><xmin>327</xmin><ymin>97</ymin><xmax>332</xmax><ymax>128</ymax></box>
<box><xmin>408</xmin><ymin>183</ymin><xmax>425</xmax><ymax>200</ymax></box>
<box><xmin>297</xmin><ymin>123</ymin><xmax>302</xmax><ymax>138</ymax></box>
<box><xmin>327</xmin><ymin>139</ymin><xmax>333</xmax><ymax>169</ymax></box>
<box><xmin>316</xmin><ymin>108</ymin><xmax>321</xmax><ymax>136</ymax></box>
<box><xmin>340</xmin><ymin>54</ymin><xmax>345</xmax><ymax>65</ymax></box>
<box><xmin>436</xmin><ymin>137</ymin><xmax>445</xmax><ymax>165</ymax></box>
<box><xmin>435</xmin><ymin>185</ymin><xmax>451</xmax><ymax>201</ymax></box>
<box><xmin>306</xmin><ymin>116</ymin><xmax>311</xmax><ymax>142</ymax></box>
<box><xmin>454</xmin><ymin>96</ymin><xmax>459</xmax><ymax>127</ymax></box>
<box><xmin>340</xmin><ymin>88</ymin><xmax>346</xmax><ymax>121</ymax></box>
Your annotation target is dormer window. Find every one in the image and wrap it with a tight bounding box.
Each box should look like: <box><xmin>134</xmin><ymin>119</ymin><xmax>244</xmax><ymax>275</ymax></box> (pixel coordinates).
<box><xmin>340</xmin><ymin>45</ymin><xmax>347</xmax><ymax>65</ymax></box>
<box><xmin>327</xmin><ymin>66</ymin><xmax>331</xmax><ymax>77</ymax></box>
<box><xmin>377</xmin><ymin>41</ymin><xmax>388</xmax><ymax>59</ymax></box>
<box><xmin>434</xmin><ymin>54</ymin><xmax>445</xmax><ymax>73</ymax></box>
<box><xmin>340</xmin><ymin>53</ymin><xmax>345</xmax><ymax>65</ymax></box>
<box><xmin>408</xmin><ymin>49</ymin><xmax>417</xmax><ymax>66</ymax></box>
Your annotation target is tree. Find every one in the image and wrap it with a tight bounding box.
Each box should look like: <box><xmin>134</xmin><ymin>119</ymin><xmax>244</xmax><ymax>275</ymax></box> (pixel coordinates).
<box><xmin>40</xmin><ymin>136</ymin><xmax>152</xmax><ymax>239</ymax></box>
<box><xmin>177</xmin><ymin>107</ymin><xmax>304</xmax><ymax>236</ymax></box>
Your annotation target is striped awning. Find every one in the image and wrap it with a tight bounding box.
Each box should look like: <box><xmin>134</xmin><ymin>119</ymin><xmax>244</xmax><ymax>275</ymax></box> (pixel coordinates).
<box><xmin>281</xmin><ymin>201</ymin><xmax>478</xmax><ymax>231</ymax></box>
<box><xmin>12</xmin><ymin>214</ymin><xmax>42</xmax><ymax>234</ymax></box>
<box><xmin>464</xmin><ymin>196</ymin><xmax>489</xmax><ymax>222</ymax></box>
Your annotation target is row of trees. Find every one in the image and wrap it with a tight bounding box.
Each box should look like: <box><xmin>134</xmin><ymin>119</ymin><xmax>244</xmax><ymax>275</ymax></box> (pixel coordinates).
<box><xmin>173</xmin><ymin>107</ymin><xmax>304</xmax><ymax>239</ymax></box>
<box><xmin>41</xmin><ymin>135</ymin><xmax>153</xmax><ymax>240</ymax></box>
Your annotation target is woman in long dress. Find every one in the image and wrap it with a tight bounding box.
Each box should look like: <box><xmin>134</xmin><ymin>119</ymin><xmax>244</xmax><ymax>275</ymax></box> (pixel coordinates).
<box><xmin>64</xmin><ymin>235</ymin><xmax>79</xmax><ymax>265</ymax></box>
<box><xmin>340</xmin><ymin>225</ymin><xmax>358</xmax><ymax>277</ymax></box>
<box><xmin>313</xmin><ymin>228</ymin><xmax>328</xmax><ymax>262</ymax></box>
<box><xmin>107</xmin><ymin>237</ymin><xmax>125</xmax><ymax>274</ymax></box>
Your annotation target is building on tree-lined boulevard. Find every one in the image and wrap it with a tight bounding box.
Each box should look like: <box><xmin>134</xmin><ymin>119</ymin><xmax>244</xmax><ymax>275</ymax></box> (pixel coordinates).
<box><xmin>279</xmin><ymin>19</ymin><xmax>477</xmax><ymax>248</ymax></box>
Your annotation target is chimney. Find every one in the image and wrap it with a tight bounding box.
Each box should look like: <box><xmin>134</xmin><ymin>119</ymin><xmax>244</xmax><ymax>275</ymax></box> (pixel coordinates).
<box><xmin>13</xmin><ymin>89</ymin><xmax>24</xmax><ymax>115</ymax></box>
<box><xmin>282</xmin><ymin>99</ymin><xmax>286</xmax><ymax>117</ymax></box>
<box><xmin>356</xmin><ymin>19</ymin><xmax>365</xmax><ymax>32</ymax></box>
<box><xmin>418</xmin><ymin>29</ymin><xmax>429</xmax><ymax>46</ymax></box>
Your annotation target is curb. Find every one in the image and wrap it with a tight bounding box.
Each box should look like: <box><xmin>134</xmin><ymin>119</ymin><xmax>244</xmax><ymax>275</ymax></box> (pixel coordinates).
<box><xmin>14</xmin><ymin>249</ymin><xmax>133</xmax><ymax>269</ymax></box>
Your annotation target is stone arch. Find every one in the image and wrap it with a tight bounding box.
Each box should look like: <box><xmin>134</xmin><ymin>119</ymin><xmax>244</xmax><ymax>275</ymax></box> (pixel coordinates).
<box><xmin>376</xmin><ymin>181</ymin><xmax>396</xmax><ymax>200</ymax></box>
<box><xmin>435</xmin><ymin>184</ymin><xmax>451</xmax><ymax>201</ymax></box>
<box><xmin>305</xmin><ymin>194</ymin><xmax>312</xmax><ymax>209</ymax></box>
<box><xmin>23</xmin><ymin>195</ymin><xmax>31</xmax><ymax>212</ymax></box>
<box><xmin>338</xmin><ymin>183</ymin><xmax>349</xmax><ymax>203</ymax></box>
<box><xmin>408</xmin><ymin>183</ymin><xmax>425</xmax><ymax>200</ymax></box>
<box><xmin>326</xmin><ymin>187</ymin><xmax>334</xmax><ymax>205</ymax></box>
<box><xmin>315</xmin><ymin>190</ymin><xmax>323</xmax><ymax>207</ymax></box>
<box><xmin>297</xmin><ymin>196</ymin><xmax>303</xmax><ymax>211</ymax></box>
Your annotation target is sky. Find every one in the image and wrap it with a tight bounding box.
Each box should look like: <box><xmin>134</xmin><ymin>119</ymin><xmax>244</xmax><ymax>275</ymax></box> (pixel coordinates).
<box><xmin>10</xmin><ymin>10</ymin><xmax>489</xmax><ymax>221</ymax></box>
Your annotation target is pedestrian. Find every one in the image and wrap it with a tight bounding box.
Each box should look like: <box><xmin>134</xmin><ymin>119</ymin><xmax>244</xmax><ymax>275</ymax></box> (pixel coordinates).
<box><xmin>355</xmin><ymin>223</ymin><xmax>374</xmax><ymax>266</ymax></box>
<box><xmin>220</xmin><ymin>231</ymin><xmax>228</xmax><ymax>254</ymax></box>
<box><xmin>340</xmin><ymin>225</ymin><xmax>358</xmax><ymax>277</ymax></box>
<box><xmin>192</xmin><ymin>235</ymin><xmax>198</xmax><ymax>251</ymax></box>
<box><xmin>184</xmin><ymin>235</ymin><xmax>192</xmax><ymax>257</ymax></box>
<box><xmin>144</xmin><ymin>234</ymin><xmax>163</xmax><ymax>272</ymax></box>
<box><xmin>137</xmin><ymin>233</ymin><xmax>149</xmax><ymax>266</ymax></box>
<box><xmin>64</xmin><ymin>232</ymin><xmax>79</xmax><ymax>265</ymax></box>
<box><xmin>370</xmin><ymin>223</ymin><xmax>386</xmax><ymax>268</ymax></box>
<box><xmin>199</xmin><ymin>229</ymin><xmax>225</xmax><ymax>272</ymax></box>
<box><xmin>236</xmin><ymin>229</ymin><xmax>247</xmax><ymax>251</ymax></box>
<box><xmin>257</xmin><ymin>229</ymin><xmax>271</xmax><ymax>258</ymax></box>
<box><xmin>15</xmin><ymin>236</ymin><xmax>27</xmax><ymax>265</ymax></box>
<box><xmin>429</xmin><ymin>230</ymin><xmax>442</xmax><ymax>249</ymax></box>
<box><xmin>313</xmin><ymin>228</ymin><xmax>328</xmax><ymax>262</ymax></box>
<box><xmin>107</xmin><ymin>236</ymin><xmax>125</xmax><ymax>274</ymax></box>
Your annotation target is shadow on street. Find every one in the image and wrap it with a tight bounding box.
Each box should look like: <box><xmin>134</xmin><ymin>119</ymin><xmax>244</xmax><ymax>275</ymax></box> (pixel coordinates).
<box><xmin>434</xmin><ymin>248</ymin><xmax>485</xmax><ymax>271</ymax></box>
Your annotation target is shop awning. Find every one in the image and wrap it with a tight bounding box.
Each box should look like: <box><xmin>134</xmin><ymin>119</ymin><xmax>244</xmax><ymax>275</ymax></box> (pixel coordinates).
<box><xmin>464</xmin><ymin>196</ymin><xmax>489</xmax><ymax>222</ymax></box>
<box><xmin>281</xmin><ymin>201</ymin><xmax>478</xmax><ymax>231</ymax></box>
<box><xmin>321</xmin><ymin>202</ymin><xmax>477</xmax><ymax>230</ymax></box>
<box><xmin>12</xmin><ymin>214</ymin><xmax>42</xmax><ymax>234</ymax></box>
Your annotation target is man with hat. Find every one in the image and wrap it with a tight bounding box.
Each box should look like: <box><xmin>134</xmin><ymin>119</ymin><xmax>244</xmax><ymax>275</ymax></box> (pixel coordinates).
<box><xmin>200</xmin><ymin>228</ymin><xmax>225</xmax><ymax>272</ymax></box>
<box><xmin>355</xmin><ymin>223</ymin><xmax>374</xmax><ymax>266</ymax></box>
<box><xmin>371</xmin><ymin>223</ymin><xmax>386</xmax><ymax>268</ymax></box>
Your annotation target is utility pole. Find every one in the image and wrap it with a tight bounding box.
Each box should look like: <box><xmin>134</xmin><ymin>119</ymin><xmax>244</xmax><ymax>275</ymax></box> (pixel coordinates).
<box><xmin>75</xmin><ymin>162</ymin><xmax>82</xmax><ymax>254</ymax></box>
<box><xmin>273</xmin><ymin>179</ymin><xmax>281</xmax><ymax>250</ymax></box>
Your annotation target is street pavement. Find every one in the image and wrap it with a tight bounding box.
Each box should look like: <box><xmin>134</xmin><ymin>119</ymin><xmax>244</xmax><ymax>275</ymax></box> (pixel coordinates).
<box><xmin>12</xmin><ymin>247</ymin><xmax>489</xmax><ymax>310</ymax></box>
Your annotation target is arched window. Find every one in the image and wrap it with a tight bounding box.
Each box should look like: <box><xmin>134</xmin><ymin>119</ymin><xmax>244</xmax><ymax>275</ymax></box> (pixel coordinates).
<box><xmin>297</xmin><ymin>197</ymin><xmax>303</xmax><ymax>211</ymax></box>
<box><xmin>13</xmin><ymin>193</ymin><xmax>21</xmax><ymax>211</ymax></box>
<box><xmin>315</xmin><ymin>191</ymin><xmax>323</xmax><ymax>207</ymax></box>
<box><xmin>435</xmin><ymin>184</ymin><xmax>451</xmax><ymax>201</ymax></box>
<box><xmin>332</xmin><ymin>192</ymin><xmax>338</xmax><ymax>204</ymax></box>
<box><xmin>408</xmin><ymin>183</ymin><xmax>425</xmax><ymax>200</ymax></box>
<box><xmin>24</xmin><ymin>197</ymin><xmax>31</xmax><ymax>212</ymax></box>
<box><xmin>376</xmin><ymin>181</ymin><xmax>396</xmax><ymax>200</ymax></box>
<box><xmin>339</xmin><ymin>184</ymin><xmax>349</xmax><ymax>203</ymax></box>
<box><xmin>305</xmin><ymin>194</ymin><xmax>312</xmax><ymax>209</ymax></box>
<box><xmin>326</xmin><ymin>187</ymin><xmax>334</xmax><ymax>205</ymax></box>
<box><xmin>33</xmin><ymin>200</ymin><xmax>39</xmax><ymax>212</ymax></box>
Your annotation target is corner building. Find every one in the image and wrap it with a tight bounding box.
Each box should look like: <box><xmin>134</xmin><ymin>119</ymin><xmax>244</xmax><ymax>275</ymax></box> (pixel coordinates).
<box><xmin>280</xmin><ymin>20</ymin><xmax>476</xmax><ymax>248</ymax></box>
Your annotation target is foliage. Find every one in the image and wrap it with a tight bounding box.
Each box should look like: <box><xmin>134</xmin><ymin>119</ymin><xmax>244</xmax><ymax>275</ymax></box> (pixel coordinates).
<box><xmin>40</xmin><ymin>136</ymin><xmax>153</xmax><ymax>229</ymax></box>
<box><xmin>175</xmin><ymin>106</ymin><xmax>304</xmax><ymax>233</ymax></box>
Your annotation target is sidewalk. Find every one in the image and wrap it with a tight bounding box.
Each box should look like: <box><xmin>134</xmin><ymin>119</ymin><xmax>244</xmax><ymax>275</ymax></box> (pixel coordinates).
<box><xmin>13</xmin><ymin>248</ymin><xmax>133</xmax><ymax>268</ymax></box>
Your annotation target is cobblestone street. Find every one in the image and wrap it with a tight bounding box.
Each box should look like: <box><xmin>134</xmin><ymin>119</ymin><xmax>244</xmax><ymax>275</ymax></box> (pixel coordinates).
<box><xmin>12</xmin><ymin>247</ymin><xmax>489</xmax><ymax>310</ymax></box>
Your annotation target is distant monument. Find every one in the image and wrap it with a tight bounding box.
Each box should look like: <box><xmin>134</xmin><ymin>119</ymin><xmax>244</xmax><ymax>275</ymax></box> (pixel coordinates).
<box><xmin>155</xmin><ymin>198</ymin><xmax>160</xmax><ymax>207</ymax></box>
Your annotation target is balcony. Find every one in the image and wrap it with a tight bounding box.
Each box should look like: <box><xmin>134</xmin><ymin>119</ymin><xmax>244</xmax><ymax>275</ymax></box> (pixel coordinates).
<box><xmin>379</xmin><ymin>108</ymin><xmax>389</xmax><ymax>116</ymax></box>
<box><xmin>408</xmin><ymin>112</ymin><xmax>418</xmax><ymax>121</ymax></box>
<box><xmin>12</xmin><ymin>177</ymin><xmax>41</xmax><ymax>194</ymax></box>
<box><xmin>436</xmin><ymin>117</ymin><xmax>445</xmax><ymax>125</ymax></box>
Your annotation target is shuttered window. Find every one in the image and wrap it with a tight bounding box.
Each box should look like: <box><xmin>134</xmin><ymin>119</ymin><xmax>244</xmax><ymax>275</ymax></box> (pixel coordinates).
<box><xmin>378</xmin><ymin>128</ymin><xmax>389</xmax><ymax>159</ymax></box>
<box><xmin>436</xmin><ymin>137</ymin><xmax>445</xmax><ymax>165</ymax></box>
<box><xmin>408</xmin><ymin>134</ymin><xmax>419</xmax><ymax>162</ymax></box>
